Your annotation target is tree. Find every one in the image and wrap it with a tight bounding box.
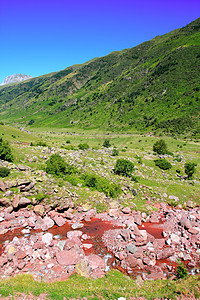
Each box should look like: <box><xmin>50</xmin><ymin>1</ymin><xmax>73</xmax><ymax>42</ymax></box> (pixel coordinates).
<box><xmin>153</xmin><ymin>139</ymin><xmax>168</xmax><ymax>155</ymax></box>
<box><xmin>114</xmin><ymin>159</ymin><xmax>134</xmax><ymax>177</ymax></box>
<box><xmin>0</xmin><ymin>138</ymin><xmax>14</xmax><ymax>162</ymax></box>
<box><xmin>154</xmin><ymin>159</ymin><xmax>172</xmax><ymax>170</ymax></box>
<box><xmin>185</xmin><ymin>162</ymin><xmax>197</xmax><ymax>179</ymax></box>
<box><xmin>103</xmin><ymin>139</ymin><xmax>111</xmax><ymax>148</ymax></box>
<box><xmin>46</xmin><ymin>154</ymin><xmax>66</xmax><ymax>176</ymax></box>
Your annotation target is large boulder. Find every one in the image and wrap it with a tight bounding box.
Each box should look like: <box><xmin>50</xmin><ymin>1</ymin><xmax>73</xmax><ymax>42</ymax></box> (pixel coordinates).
<box><xmin>56</xmin><ymin>249</ymin><xmax>83</xmax><ymax>266</ymax></box>
<box><xmin>0</xmin><ymin>197</ymin><xmax>11</xmax><ymax>207</ymax></box>
<box><xmin>85</xmin><ymin>254</ymin><xmax>105</xmax><ymax>270</ymax></box>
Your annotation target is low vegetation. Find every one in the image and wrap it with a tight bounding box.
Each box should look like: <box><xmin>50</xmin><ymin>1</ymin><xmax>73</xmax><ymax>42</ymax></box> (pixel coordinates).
<box><xmin>0</xmin><ymin>137</ymin><xmax>14</xmax><ymax>162</ymax></box>
<box><xmin>114</xmin><ymin>158</ymin><xmax>134</xmax><ymax>177</ymax></box>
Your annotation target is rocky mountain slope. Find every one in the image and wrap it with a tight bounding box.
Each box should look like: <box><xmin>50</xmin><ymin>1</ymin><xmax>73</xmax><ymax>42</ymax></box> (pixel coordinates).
<box><xmin>0</xmin><ymin>74</ymin><xmax>32</xmax><ymax>86</ymax></box>
<box><xmin>0</xmin><ymin>18</ymin><xmax>199</xmax><ymax>135</ymax></box>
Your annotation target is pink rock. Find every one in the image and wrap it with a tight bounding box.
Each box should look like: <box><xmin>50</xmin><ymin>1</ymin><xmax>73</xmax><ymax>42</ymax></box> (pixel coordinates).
<box><xmin>4</xmin><ymin>213</ymin><xmax>15</xmax><ymax>221</ymax></box>
<box><xmin>56</xmin><ymin>249</ymin><xmax>83</xmax><ymax>266</ymax></box>
<box><xmin>64</xmin><ymin>211</ymin><xmax>74</xmax><ymax>219</ymax></box>
<box><xmin>85</xmin><ymin>254</ymin><xmax>105</xmax><ymax>270</ymax></box>
<box><xmin>0</xmin><ymin>197</ymin><xmax>11</xmax><ymax>207</ymax></box>
<box><xmin>180</xmin><ymin>217</ymin><xmax>191</xmax><ymax>229</ymax></box>
<box><xmin>0</xmin><ymin>256</ymin><xmax>8</xmax><ymax>267</ymax></box>
<box><xmin>19</xmin><ymin>197</ymin><xmax>31</xmax><ymax>206</ymax></box>
<box><xmin>153</xmin><ymin>239</ymin><xmax>165</xmax><ymax>249</ymax></box>
<box><xmin>0</xmin><ymin>180</ymin><xmax>7</xmax><ymax>192</ymax></box>
<box><xmin>122</xmin><ymin>207</ymin><xmax>131</xmax><ymax>214</ymax></box>
<box><xmin>15</xmin><ymin>250</ymin><xmax>27</xmax><ymax>259</ymax></box>
<box><xmin>67</xmin><ymin>230</ymin><xmax>83</xmax><ymax>239</ymax></box>
<box><xmin>17</xmin><ymin>261</ymin><xmax>26</xmax><ymax>270</ymax></box>
<box><xmin>127</xmin><ymin>254</ymin><xmax>142</xmax><ymax>268</ymax></box>
<box><xmin>42</xmin><ymin>216</ymin><xmax>54</xmax><ymax>230</ymax></box>
<box><xmin>90</xmin><ymin>269</ymin><xmax>105</xmax><ymax>279</ymax></box>
<box><xmin>54</xmin><ymin>215</ymin><xmax>66</xmax><ymax>227</ymax></box>
<box><xmin>12</xmin><ymin>194</ymin><xmax>20</xmax><ymax>208</ymax></box>
<box><xmin>146</xmin><ymin>272</ymin><xmax>166</xmax><ymax>280</ymax></box>
<box><xmin>156</xmin><ymin>248</ymin><xmax>174</xmax><ymax>260</ymax></box>
<box><xmin>188</xmin><ymin>227</ymin><xmax>199</xmax><ymax>234</ymax></box>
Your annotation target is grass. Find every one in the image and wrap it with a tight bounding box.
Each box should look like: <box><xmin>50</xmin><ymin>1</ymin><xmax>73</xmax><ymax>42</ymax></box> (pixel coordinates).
<box><xmin>0</xmin><ymin>271</ymin><xmax>200</xmax><ymax>299</ymax></box>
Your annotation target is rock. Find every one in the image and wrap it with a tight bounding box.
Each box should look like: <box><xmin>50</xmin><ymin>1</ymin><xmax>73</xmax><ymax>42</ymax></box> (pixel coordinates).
<box><xmin>127</xmin><ymin>254</ymin><xmax>142</xmax><ymax>268</ymax></box>
<box><xmin>188</xmin><ymin>227</ymin><xmax>199</xmax><ymax>234</ymax></box>
<box><xmin>0</xmin><ymin>256</ymin><xmax>8</xmax><ymax>267</ymax></box>
<box><xmin>85</xmin><ymin>254</ymin><xmax>105</xmax><ymax>270</ymax></box>
<box><xmin>72</xmin><ymin>222</ymin><xmax>84</xmax><ymax>230</ymax></box>
<box><xmin>64</xmin><ymin>211</ymin><xmax>74</xmax><ymax>219</ymax></box>
<box><xmin>67</xmin><ymin>230</ymin><xmax>83</xmax><ymax>239</ymax></box>
<box><xmin>15</xmin><ymin>250</ymin><xmax>26</xmax><ymax>259</ymax></box>
<box><xmin>90</xmin><ymin>269</ymin><xmax>105</xmax><ymax>279</ymax></box>
<box><xmin>146</xmin><ymin>272</ymin><xmax>166</xmax><ymax>280</ymax></box>
<box><xmin>8</xmin><ymin>246</ymin><xmax>16</xmax><ymax>255</ymax></box>
<box><xmin>41</xmin><ymin>232</ymin><xmax>53</xmax><ymax>246</ymax></box>
<box><xmin>120</xmin><ymin>229</ymin><xmax>130</xmax><ymax>241</ymax></box>
<box><xmin>56</xmin><ymin>249</ymin><xmax>83</xmax><ymax>266</ymax></box>
<box><xmin>180</xmin><ymin>217</ymin><xmax>192</xmax><ymax>229</ymax></box>
<box><xmin>34</xmin><ymin>205</ymin><xmax>45</xmax><ymax>216</ymax></box>
<box><xmin>0</xmin><ymin>180</ymin><xmax>7</xmax><ymax>192</ymax></box>
<box><xmin>76</xmin><ymin>259</ymin><xmax>90</xmax><ymax>277</ymax></box>
<box><xmin>19</xmin><ymin>197</ymin><xmax>31</xmax><ymax>206</ymax></box>
<box><xmin>0</xmin><ymin>197</ymin><xmax>11</xmax><ymax>207</ymax></box>
<box><xmin>108</xmin><ymin>209</ymin><xmax>120</xmax><ymax>218</ymax></box>
<box><xmin>157</xmin><ymin>248</ymin><xmax>174</xmax><ymax>260</ymax></box>
<box><xmin>5</xmin><ymin>190</ymin><xmax>13</xmax><ymax>197</ymax></box>
<box><xmin>42</xmin><ymin>216</ymin><xmax>54</xmax><ymax>230</ymax></box>
<box><xmin>126</xmin><ymin>244</ymin><xmax>137</xmax><ymax>254</ymax></box>
<box><xmin>122</xmin><ymin>207</ymin><xmax>131</xmax><ymax>214</ymax></box>
<box><xmin>187</xmin><ymin>201</ymin><xmax>195</xmax><ymax>208</ymax></box>
<box><xmin>170</xmin><ymin>233</ymin><xmax>180</xmax><ymax>243</ymax></box>
<box><xmin>21</xmin><ymin>182</ymin><xmax>35</xmax><ymax>192</ymax></box>
<box><xmin>12</xmin><ymin>194</ymin><xmax>20</xmax><ymax>208</ymax></box>
<box><xmin>54</xmin><ymin>215</ymin><xmax>66</xmax><ymax>227</ymax></box>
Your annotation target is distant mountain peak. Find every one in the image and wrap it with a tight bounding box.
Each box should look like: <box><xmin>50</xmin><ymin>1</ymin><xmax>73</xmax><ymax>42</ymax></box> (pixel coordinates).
<box><xmin>0</xmin><ymin>74</ymin><xmax>33</xmax><ymax>86</ymax></box>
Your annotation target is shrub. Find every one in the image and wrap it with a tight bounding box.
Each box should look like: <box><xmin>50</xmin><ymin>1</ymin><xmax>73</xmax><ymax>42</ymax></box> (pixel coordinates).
<box><xmin>0</xmin><ymin>167</ymin><xmax>10</xmax><ymax>177</ymax></box>
<box><xmin>66</xmin><ymin>140</ymin><xmax>70</xmax><ymax>144</ymax></box>
<box><xmin>65</xmin><ymin>163</ymin><xmax>78</xmax><ymax>175</ymax></box>
<box><xmin>153</xmin><ymin>139</ymin><xmax>168</xmax><ymax>155</ymax></box>
<box><xmin>154</xmin><ymin>159</ymin><xmax>172</xmax><ymax>170</ymax></box>
<box><xmin>46</xmin><ymin>154</ymin><xmax>66</xmax><ymax>176</ymax></box>
<box><xmin>0</xmin><ymin>138</ymin><xmax>14</xmax><ymax>162</ymax></box>
<box><xmin>185</xmin><ymin>162</ymin><xmax>197</xmax><ymax>179</ymax></box>
<box><xmin>176</xmin><ymin>264</ymin><xmax>188</xmax><ymax>279</ymax></box>
<box><xmin>28</xmin><ymin>119</ymin><xmax>35</xmax><ymax>125</ymax></box>
<box><xmin>82</xmin><ymin>173</ymin><xmax>121</xmax><ymax>198</ymax></box>
<box><xmin>112</xmin><ymin>149</ymin><xmax>119</xmax><ymax>156</ymax></box>
<box><xmin>103</xmin><ymin>139</ymin><xmax>111</xmax><ymax>148</ymax></box>
<box><xmin>78</xmin><ymin>143</ymin><xmax>89</xmax><ymax>150</ymax></box>
<box><xmin>114</xmin><ymin>159</ymin><xmax>134</xmax><ymax>177</ymax></box>
<box><xmin>36</xmin><ymin>141</ymin><xmax>47</xmax><ymax>147</ymax></box>
<box><xmin>131</xmin><ymin>175</ymin><xmax>139</xmax><ymax>182</ymax></box>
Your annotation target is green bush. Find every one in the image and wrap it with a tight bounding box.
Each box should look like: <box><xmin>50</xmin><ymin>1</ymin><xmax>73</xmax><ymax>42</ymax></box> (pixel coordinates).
<box><xmin>131</xmin><ymin>175</ymin><xmax>139</xmax><ymax>182</ymax></box>
<box><xmin>36</xmin><ymin>141</ymin><xmax>47</xmax><ymax>147</ymax></box>
<box><xmin>46</xmin><ymin>154</ymin><xmax>66</xmax><ymax>176</ymax></box>
<box><xmin>103</xmin><ymin>139</ymin><xmax>111</xmax><ymax>148</ymax></box>
<box><xmin>0</xmin><ymin>138</ymin><xmax>14</xmax><ymax>162</ymax></box>
<box><xmin>153</xmin><ymin>139</ymin><xmax>168</xmax><ymax>155</ymax></box>
<box><xmin>0</xmin><ymin>167</ymin><xmax>10</xmax><ymax>177</ymax></box>
<box><xmin>114</xmin><ymin>159</ymin><xmax>134</xmax><ymax>177</ymax></box>
<box><xmin>78</xmin><ymin>143</ymin><xmax>89</xmax><ymax>150</ymax></box>
<box><xmin>82</xmin><ymin>173</ymin><xmax>121</xmax><ymax>198</ymax></box>
<box><xmin>185</xmin><ymin>162</ymin><xmax>197</xmax><ymax>179</ymax></box>
<box><xmin>65</xmin><ymin>162</ymin><xmax>78</xmax><ymax>175</ymax></box>
<box><xmin>112</xmin><ymin>149</ymin><xmax>119</xmax><ymax>156</ymax></box>
<box><xmin>154</xmin><ymin>158</ymin><xmax>172</xmax><ymax>170</ymax></box>
<box><xmin>28</xmin><ymin>119</ymin><xmax>35</xmax><ymax>125</ymax></box>
<box><xmin>176</xmin><ymin>264</ymin><xmax>188</xmax><ymax>279</ymax></box>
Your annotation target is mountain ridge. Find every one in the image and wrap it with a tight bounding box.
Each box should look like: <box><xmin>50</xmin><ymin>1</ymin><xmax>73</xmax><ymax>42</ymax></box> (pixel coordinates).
<box><xmin>0</xmin><ymin>74</ymin><xmax>33</xmax><ymax>86</ymax></box>
<box><xmin>0</xmin><ymin>18</ymin><xmax>199</xmax><ymax>136</ymax></box>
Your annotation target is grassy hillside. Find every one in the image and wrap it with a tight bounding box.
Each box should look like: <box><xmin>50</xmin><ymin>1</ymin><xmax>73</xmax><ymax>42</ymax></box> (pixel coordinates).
<box><xmin>0</xmin><ymin>18</ymin><xmax>200</xmax><ymax>136</ymax></box>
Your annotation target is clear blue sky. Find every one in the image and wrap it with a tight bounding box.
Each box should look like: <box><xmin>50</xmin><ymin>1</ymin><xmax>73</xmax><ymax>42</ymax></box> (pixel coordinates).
<box><xmin>0</xmin><ymin>0</ymin><xmax>199</xmax><ymax>83</ymax></box>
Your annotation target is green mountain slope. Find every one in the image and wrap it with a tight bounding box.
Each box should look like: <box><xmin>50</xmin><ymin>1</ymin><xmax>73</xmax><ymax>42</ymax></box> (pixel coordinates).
<box><xmin>0</xmin><ymin>18</ymin><xmax>200</xmax><ymax>135</ymax></box>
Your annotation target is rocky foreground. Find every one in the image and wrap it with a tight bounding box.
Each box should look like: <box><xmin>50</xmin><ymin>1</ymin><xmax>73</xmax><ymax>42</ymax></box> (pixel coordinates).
<box><xmin>0</xmin><ymin>177</ymin><xmax>199</xmax><ymax>283</ymax></box>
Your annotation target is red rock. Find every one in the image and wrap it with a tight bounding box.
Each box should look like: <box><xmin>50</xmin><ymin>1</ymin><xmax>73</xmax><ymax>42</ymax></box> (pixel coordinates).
<box><xmin>85</xmin><ymin>254</ymin><xmax>105</xmax><ymax>270</ymax></box>
<box><xmin>0</xmin><ymin>256</ymin><xmax>8</xmax><ymax>267</ymax></box>
<box><xmin>54</xmin><ymin>215</ymin><xmax>66</xmax><ymax>227</ymax></box>
<box><xmin>0</xmin><ymin>197</ymin><xmax>11</xmax><ymax>207</ymax></box>
<box><xmin>188</xmin><ymin>227</ymin><xmax>199</xmax><ymax>234</ymax></box>
<box><xmin>19</xmin><ymin>197</ymin><xmax>31</xmax><ymax>206</ymax></box>
<box><xmin>156</xmin><ymin>248</ymin><xmax>174</xmax><ymax>260</ymax></box>
<box><xmin>0</xmin><ymin>180</ymin><xmax>7</xmax><ymax>192</ymax></box>
<box><xmin>146</xmin><ymin>272</ymin><xmax>166</xmax><ymax>280</ymax></box>
<box><xmin>90</xmin><ymin>269</ymin><xmax>105</xmax><ymax>279</ymax></box>
<box><xmin>12</xmin><ymin>194</ymin><xmax>20</xmax><ymax>208</ymax></box>
<box><xmin>122</xmin><ymin>207</ymin><xmax>131</xmax><ymax>214</ymax></box>
<box><xmin>15</xmin><ymin>250</ymin><xmax>27</xmax><ymax>259</ymax></box>
<box><xmin>56</xmin><ymin>249</ymin><xmax>83</xmax><ymax>266</ymax></box>
<box><xmin>127</xmin><ymin>254</ymin><xmax>143</xmax><ymax>268</ymax></box>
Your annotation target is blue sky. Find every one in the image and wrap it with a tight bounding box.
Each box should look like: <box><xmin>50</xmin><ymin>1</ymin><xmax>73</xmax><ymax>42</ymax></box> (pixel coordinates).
<box><xmin>0</xmin><ymin>0</ymin><xmax>199</xmax><ymax>83</ymax></box>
